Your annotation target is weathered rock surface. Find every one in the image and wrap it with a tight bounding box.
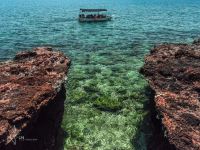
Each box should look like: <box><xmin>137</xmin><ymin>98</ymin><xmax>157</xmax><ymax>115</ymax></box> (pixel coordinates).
<box><xmin>0</xmin><ymin>47</ymin><xmax>70</xmax><ymax>149</ymax></box>
<box><xmin>141</xmin><ymin>41</ymin><xmax>200</xmax><ymax>150</ymax></box>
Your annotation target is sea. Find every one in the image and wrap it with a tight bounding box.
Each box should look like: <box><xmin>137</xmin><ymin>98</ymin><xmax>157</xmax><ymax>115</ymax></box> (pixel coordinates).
<box><xmin>0</xmin><ymin>0</ymin><xmax>200</xmax><ymax>149</ymax></box>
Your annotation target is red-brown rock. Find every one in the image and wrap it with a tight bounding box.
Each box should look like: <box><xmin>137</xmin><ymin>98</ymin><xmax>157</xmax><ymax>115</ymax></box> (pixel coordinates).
<box><xmin>0</xmin><ymin>47</ymin><xmax>70</xmax><ymax>149</ymax></box>
<box><xmin>141</xmin><ymin>41</ymin><xmax>200</xmax><ymax>150</ymax></box>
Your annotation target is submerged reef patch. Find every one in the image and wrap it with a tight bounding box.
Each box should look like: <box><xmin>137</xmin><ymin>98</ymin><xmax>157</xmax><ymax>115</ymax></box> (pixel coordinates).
<box><xmin>93</xmin><ymin>96</ymin><xmax>123</xmax><ymax>112</ymax></box>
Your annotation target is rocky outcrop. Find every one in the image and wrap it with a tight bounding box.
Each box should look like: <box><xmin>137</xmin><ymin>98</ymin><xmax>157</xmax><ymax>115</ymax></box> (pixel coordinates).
<box><xmin>0</xmin><ymin>47</ymin><xmax>70</xmax><ymax>150</ymax></box>
<box><xmin>141</xmin><ymin>40</ymin><xmax>200</xmax><ymax>150</ymax></box>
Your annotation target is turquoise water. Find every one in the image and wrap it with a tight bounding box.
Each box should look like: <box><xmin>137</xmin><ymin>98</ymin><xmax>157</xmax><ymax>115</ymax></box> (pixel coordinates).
<box><xmin>1</xmin><ymin>0</ymin><xmax>200</xmax><ymax>149</ymax></box>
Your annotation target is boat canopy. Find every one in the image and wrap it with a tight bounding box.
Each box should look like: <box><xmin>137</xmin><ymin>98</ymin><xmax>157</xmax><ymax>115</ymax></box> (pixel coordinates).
<box><xmin>80</xmin><ymin>9</ymin><xmax>107</xmax><ymax>12</ymax></box>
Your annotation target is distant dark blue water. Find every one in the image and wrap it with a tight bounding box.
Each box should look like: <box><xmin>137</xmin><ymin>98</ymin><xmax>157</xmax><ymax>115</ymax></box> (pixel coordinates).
<box><xmin>1</xmin><ymin>0</ymin><xmax>200</xmax><ymax>149</ymax></box>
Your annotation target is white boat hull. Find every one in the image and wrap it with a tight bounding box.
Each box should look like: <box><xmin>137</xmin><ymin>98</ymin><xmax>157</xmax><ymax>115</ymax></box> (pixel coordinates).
<box><xmin>79</xmin><ymin>16</ymin><xmax>112</xmax><ymax>22</ymax></box>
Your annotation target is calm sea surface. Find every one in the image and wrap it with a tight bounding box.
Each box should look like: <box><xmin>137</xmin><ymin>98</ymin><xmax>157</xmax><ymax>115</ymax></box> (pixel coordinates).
<box><xmin>1</xmin><ymin>0</ymin><xmax>200</xmax><ymax>149</ymax></box>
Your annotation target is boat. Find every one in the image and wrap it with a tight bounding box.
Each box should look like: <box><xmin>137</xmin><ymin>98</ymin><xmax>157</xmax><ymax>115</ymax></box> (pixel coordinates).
<box><xmin>79</xmin><ymin>9</ymin><xmax>112</xmax><ymax>22</ymax></box>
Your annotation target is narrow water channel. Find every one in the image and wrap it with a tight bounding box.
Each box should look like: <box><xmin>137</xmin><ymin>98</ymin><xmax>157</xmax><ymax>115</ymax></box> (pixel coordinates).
<box><xmin>61</xmin><ymin>40</ymin><xmax>153</xmax><ymax>149</ymax></box>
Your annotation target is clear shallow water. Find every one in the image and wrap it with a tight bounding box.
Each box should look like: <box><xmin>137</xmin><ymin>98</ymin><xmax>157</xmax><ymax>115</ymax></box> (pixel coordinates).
<box><xmin>1</xmin><ymin>0</ymin><xmax>200</xmax><ymax>149</ymax></box>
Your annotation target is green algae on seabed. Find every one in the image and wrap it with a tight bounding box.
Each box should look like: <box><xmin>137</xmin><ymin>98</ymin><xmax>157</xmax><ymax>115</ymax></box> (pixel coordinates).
<box><xmin>61</xmin><ymin>48</ymin><xmax>152</xmax><ymax>150</ymax></box>
<box><xmin>93</xmin><ymin>96</ymin><xmax>123</xmax><ymax>112</ymax></box>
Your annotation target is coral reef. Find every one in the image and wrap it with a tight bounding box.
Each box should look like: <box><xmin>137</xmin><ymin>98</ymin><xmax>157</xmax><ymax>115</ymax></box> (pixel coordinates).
<box><xmin>0</xmin><ymin>47</ymin><xmax>70</xmax><ymax>150</ymax></box>
<box><xmin>141</xmin><ymin>40</ymin><xmax>200</xmax><ymax>150</ymax></box>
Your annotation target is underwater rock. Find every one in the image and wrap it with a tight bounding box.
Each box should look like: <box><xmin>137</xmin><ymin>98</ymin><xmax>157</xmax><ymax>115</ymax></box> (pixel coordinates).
<box><xmin>93</xmin><ymin>96</ymin><xmax>123</xmax><ymax>112</ymax></box>
<box><xmin>141</xmin><ymin>40</ymin><xmax>200</xmax><ymax>150</ymax></box>
<box><xmin>0</xmin><ymin>47</ymin><xmax>70</xmax><ymax>150</ymax></box>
